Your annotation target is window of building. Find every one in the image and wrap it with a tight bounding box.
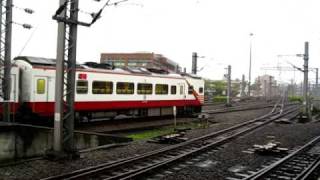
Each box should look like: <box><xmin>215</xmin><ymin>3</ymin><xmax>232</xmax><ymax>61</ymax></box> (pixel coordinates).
<box><xmin>156</xmin><ymin>84</ymin><xmax>168</xmax><ymax>94</ymax></box>
<box><xmin>117</xmin><ymin>82</ymin><xmax>134</xmax><ymax>94</ymax></box>
<box><xmin>199</xmin><ymin>87</ymin><xmax>204</xmax><ymax>94</ymax></box>
<box><xmin>92</xmin><ymin>81</ymin><xmax>113</xmax><ymax>94</ymax></box>
<box><xmin>180</xmin><ymin>85</ymin><xmax>184</xmax><ymax>95</ymax></box>
<box><xmin>188</xmin><ymin>85</ymin><xmax>194</xmax><ymax>95</ymax></box>
<box><xmin>37</xmin><ymin>79</ymin><xmax>45</xmax><ymax>94</ymax></box>
<box><xmin>171</xmin><ymin>85</ymin><xmax>177</xmax><ymax>95</ymax></box>
<box><xmin>138</xmin><ymin>83</ymin><xmax>152</xmax><ymax>94</ymax></box>
<box><xmin>77</xmin><ymin>80</ymin><xmax>88</xmax><ymax>94</ymax></box>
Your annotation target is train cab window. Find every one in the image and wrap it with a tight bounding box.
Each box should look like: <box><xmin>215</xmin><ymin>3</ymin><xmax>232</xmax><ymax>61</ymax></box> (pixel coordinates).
<box><xmin>117</xmin><ymin>82</ymin><xmax>134</xmax><ymax>94</ymax></box>
<box><xmin>92</xmin><ymin>81</ymin><xmax>113</xmax><ymax>94</ymax></box>
<box><xmin>37</xmin><ymin>79</ymin><xmax>45</xmax><ymax>94</ymax></box>
<box><xmin>155</xmin><ymin>84</ymin><xmax>168</xmax><ymax>95</ymax></box>
<box><xmin>138</xmin><ymin>83</ymin><xmax>152</xmax><ymax>94</ymax></box>
<box><xmin>188</xmin><ymin>86</ymin><xmax>194</xmax><ymax>95</ymax></box>
<box><xmin>171</xmin><ymin>85</ymin><xmax>177</xmax><ymax>95</ymax></box>
<box><xmin>77</xmin><ymin>81</ymin><xmax>88</xmax><ymax>94</ymax></box>
<box><xmin>180</xmin><ymin>85</ymin><xmax>184</xmax><ymax>95</ymax></box>
<box><xmin>199</xmin><ymin>87</ymin><xmax>204</xmax><ymax>94</ymax></box>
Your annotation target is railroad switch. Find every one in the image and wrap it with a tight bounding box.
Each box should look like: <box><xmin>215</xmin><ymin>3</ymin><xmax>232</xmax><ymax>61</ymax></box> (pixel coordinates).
<box><xmin>253</xmin><ymin>142</ymin><xmax>288</xmax><ymax>155</ymax></box>
<box><xmin>148</xmin><ymin>132</ymin><xmax>188</xmax><ymax>144</ymax></box>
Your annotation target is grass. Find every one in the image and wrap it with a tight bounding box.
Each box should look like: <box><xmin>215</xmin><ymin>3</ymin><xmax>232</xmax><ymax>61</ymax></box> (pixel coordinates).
<box><xmin>125</xmin><ymin>122</ymin><xmax>204</xmax><ymax>140</ymax></box>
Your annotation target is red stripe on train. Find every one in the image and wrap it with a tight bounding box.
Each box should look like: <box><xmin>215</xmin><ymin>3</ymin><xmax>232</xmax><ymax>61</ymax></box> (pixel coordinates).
<box><xmin>27</xmin><ymin>99</ymin><xmax>202</xmax><ymax>116</ymax></box>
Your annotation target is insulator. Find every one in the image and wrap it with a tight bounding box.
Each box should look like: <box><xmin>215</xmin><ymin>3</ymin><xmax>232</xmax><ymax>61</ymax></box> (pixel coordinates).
<box><xmin>24</xmin><ymin>8</ymin><xmax>34</xmax><ymax>14</ymax></box>
<box><xmin>22</xmin><ymin>24</ymin><xmax>32</xmax><ymax>29</ymax></box>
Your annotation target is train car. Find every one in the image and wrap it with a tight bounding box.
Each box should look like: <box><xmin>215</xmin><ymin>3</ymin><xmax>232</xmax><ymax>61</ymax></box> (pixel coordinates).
<box><xmin>0</xmin><ymin>65</ymin><xmax>20</xmax><ymax>117</ymax></box>
<box><xmin>4</xmin><ymin>56</ymin><xmax>204</xmax><ymax>122</ymax></box>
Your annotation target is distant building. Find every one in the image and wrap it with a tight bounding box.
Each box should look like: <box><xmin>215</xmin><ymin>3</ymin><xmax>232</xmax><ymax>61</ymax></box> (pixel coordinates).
<box><xmin>100</xmin><ymin>52</ymin><xmax>180</xmax><ymax>73</ymax></box>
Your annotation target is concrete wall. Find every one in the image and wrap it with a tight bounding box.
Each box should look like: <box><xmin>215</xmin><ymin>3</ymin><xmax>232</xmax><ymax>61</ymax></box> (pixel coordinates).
<box><xmin>0</xmin><ymin>123</ymin><xmax>131</xmax><ymax>163</ymax></box>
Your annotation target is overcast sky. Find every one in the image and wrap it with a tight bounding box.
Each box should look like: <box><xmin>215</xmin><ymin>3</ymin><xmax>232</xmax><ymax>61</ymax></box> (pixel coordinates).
<box><xmin>11</xmin><ymin>0</ymin><xmax>320</xmax><ymax>83</ymax></box>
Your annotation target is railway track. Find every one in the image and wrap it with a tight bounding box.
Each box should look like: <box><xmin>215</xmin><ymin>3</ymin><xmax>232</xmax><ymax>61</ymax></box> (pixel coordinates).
<box><xmin>43</xmin><ymin>97</ymin><xmax>300</xmax><ymax>180</ymax></box>
<box><xmin>241</xmin><ymin>134</ymin><xmax>320</xmax><ymax>180</ymax></box>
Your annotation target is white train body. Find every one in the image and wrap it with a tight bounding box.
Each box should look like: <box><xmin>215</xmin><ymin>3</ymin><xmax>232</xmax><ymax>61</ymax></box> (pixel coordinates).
<box><xmin>2</xmin><ymin>56</ymin><xmax>204</xmax><ymax>121</ymax></box>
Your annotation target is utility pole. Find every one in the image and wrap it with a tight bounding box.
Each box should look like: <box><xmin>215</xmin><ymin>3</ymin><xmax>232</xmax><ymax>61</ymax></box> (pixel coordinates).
<box><xmin>192</xmin><ymin>52</ymin><xmax>197</xmax><ymax>74</ymax></box>
<box><xmin>52</xmin><ymin>0</ymin><xmax>126</xmax><ymax>156</ymax></box>
<box><xmin>240</xmin><ymin>74</ymin><xmax>245</xmax><ymax>97</ymax></box>
<box><xmin>316</xmin><ymin>68</ymin><xmax>318</xmax><ymax>89</ymax></box>
<box><xmin>303</xmin><ymin>41</ymin><xmax>310</xmax><ymax>119</ymax></box>
<box><xmin>248</xmin><ymin>33</ymin><xmax>253</xmax><ymax>97</ymax></box>
<box><xmin>269</xmin><ymin>76</ymin><xmax>272</xmax><ymax>100</ymax></box>
<box><xmin>264</xmin><ymin>80</ymin><xmax>267</xmax><ymax>100</ymax></box>
<box><xmin>226</xmin><ymin>65</ymin><xmax>231</xmax><ymax>106</ymax></box>
<box><xmin>0</xmin><ymin>0</ymin><xmax>12</xmax><ymax>122</ymax></box>
<box><xmin>53</xmin><ymin>0</ymin><xmax>79</xmax><ymax>155</ymax></box>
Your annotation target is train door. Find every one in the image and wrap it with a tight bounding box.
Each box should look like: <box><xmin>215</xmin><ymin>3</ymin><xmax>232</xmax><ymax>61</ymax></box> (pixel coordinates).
<box><xmin>179</xmin><ymin>83</ymin><xmax>186</xmax><ymax>99</ymax></box>
<box><xmin>34</xmin><ymin>76</ymin><xmax>49</xmax><ymax>102</ymax></box>
<box><xmin>10</xmin><ymin>74</ymin><xmax>17</xmax><ymax>102</ymax></box>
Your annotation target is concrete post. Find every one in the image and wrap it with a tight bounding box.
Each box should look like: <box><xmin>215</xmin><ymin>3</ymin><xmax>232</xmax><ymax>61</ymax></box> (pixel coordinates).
<box><xmin>303</xmin><ymin>42</ymin><xmax>310</xmax><ymax>119</ymax></box>
<box><xmin>269</xmin><ymin>76</ymin><xmax>272</xmax><ymax>100</ymax></box>
<box><xmin>2</xmin><ymin>0</ymin><xmax>12</xmax><ymax>122</ymax></box>
<box><xmin>192</xmin><ymin>52</ymin><xmax>197</xmax><ymax>74</ymax></box>
<box><xmin>264</xmin><ymin>80</ymin><xmax>267</xmax><ymax>100</ymax></box>
<box><xmin>316</xmin><ymin>68</ymin><xmax>318</xmax><ymax>89</ymax></box>
<box><xmin>227</xmin><ymin>65</ymin><xmax>231</xmax><ymax>106</ymax></box>
<box><xmin>248</xmin><ymin>33</ymin><xmax>253</xmax><ymax>96</ymax></box>
<box><xmin>240</xmin><ymin>74</ymin><xmax>245</xmax><ymax>97</ymax></box>
<box><xmin>53</xmin><ymin>0</ymin><xmax>67</xmax><ymax>152</ymax></box>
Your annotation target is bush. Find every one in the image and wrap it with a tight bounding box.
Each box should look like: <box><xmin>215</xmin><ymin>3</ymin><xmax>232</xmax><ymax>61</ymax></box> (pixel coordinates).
<box><xmin>288</xmin><ymin>96</ymin><xmax>302</xmax><ymax>102</ymax></box>
<box><xmin>213</xmin><ymin>96</ymin><xmax>227</xmax><ymax>103</ymax></box>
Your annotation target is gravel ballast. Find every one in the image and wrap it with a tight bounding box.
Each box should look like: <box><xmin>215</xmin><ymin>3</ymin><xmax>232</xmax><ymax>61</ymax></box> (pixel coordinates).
<box><xmin>0</xmin><ymin>107</ymin><xmax>274</xmax><ymax>180</ymax></box>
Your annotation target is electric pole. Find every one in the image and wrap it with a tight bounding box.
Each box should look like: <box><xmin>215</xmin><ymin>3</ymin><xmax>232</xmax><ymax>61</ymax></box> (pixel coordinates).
<box><xmin>192</xmin><ymin>52</ymin><xmax>197</xmax><ymax>74</ymax></box>
<box><xmin>226</xmin><ymin>65</ymin><xmax>231</xmax><ymax>106</ymax></box>
<box><xmin>0</xmin><ymin>0</ymin><xmax>12</xmax><ymax>122</ymax></box>
<box><xmin>53</xmin><ymin>0</ymin><xmax>79</xmax><ymax>154</ymax></box>
<box><xmin>316</xmin><ymin>68</ymin><xmax>318</xmax><ymax>89</ymax></box>
<box><xmin>52</xmin><ymin>0</ymin><xmax>128</xmax><ymax>156</ymax></box>
<box><xmin>240</xmin><ymin>74</ymin><xmax>245</xmax><ymax>97</ymax></box>
<box><xmin>264</xmin><ymin>80</ymin><xmax>267</xmax><ymax>100</ymax></box>
<box><xmin>248</xmin><ymin>33</ymin><xmax>253</xmax><ymax>97</ymax></box>
<box><xmin>303</xmin><ymin>41</ymin><xmax>310</xmax><ymax>119</ymax></box>
<box><xmin>269</xmin><ymin>76</ymin><xmax>272</xmax><ymax>100</ymax></box>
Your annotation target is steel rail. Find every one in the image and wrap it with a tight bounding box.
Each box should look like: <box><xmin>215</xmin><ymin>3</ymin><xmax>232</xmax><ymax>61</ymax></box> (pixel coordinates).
<box><xmin>118</xmin><ymin>106</ymin><xmax>299</xmax><ymax>180</ymax></box>
<box><xmin>244</xmin><ymin>135</ymin><xmax>320</xmax><ymax>180</ymax></box>
<box><xmin>43</xmin><ymin>100</ymin><xmax>298</xmax><ymax>180</ymax></box>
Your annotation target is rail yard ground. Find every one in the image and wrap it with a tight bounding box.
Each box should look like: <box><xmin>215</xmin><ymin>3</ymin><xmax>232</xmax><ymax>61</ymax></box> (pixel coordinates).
<box><xmin>1</xmin><ymin>100</ymin><xmax>320</xmax><ymax>179</ymax></box>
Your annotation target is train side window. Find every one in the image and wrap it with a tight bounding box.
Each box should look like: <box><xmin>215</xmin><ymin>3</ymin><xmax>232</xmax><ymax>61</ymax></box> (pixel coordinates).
<box><xmin>156</xmin><ymin>84</ymin><xmax>168</xmax><ymax>95</ymax></box>
<box><xmin>37</xmin><ymin>79</ymin><xmax>45</xmax><ymax>94</ymax></box>
<box><xmin>188</xmin><ymin>86</ymin><xmax>194</xmax><ymax>95</ymax></box>
<box><xmin>171</xmin><ymin>85</ymin><xmax>177</xmax><ymax>95</ymax></box>
<box><xmin>92</xmin><ymin>81</ymin><xmax>113</xmax><ymax>94</ymax></box>
<box><xmin>77</xmin><ymin>80</ymin><xmax>88</xmax><ymax>94</ymax></box>
<box><xmin>138</xmin><ymin>83</ymin><xmax>152</xmax><ymax>94</ymax></box>
<box><xmin>117</xmin><ymin>82</ymin><xmax>134</xmax><ymax>94</ymax></box>
<box><xmin>199</xmin><ymin>87</ymin><xmax>204</xmax><ymax>94</ymax></box>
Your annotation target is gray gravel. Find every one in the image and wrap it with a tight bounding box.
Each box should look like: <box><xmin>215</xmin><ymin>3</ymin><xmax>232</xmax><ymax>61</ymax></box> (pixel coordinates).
<box><xmin>161</xmin><ymin>119</ymin><xmax>320</xmax><ymax>180</ymax></box>
<box><xmin>0</xmin><ymin>107</ymin><xmax>272</xmax><ymax>180</ymax></box>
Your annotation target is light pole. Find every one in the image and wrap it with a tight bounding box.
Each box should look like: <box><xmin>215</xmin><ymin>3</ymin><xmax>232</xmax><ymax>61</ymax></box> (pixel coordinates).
<box><xmin>248</xmin><ymin>33</ymin><xmax>253</xmax><ymax>97</ymax></box>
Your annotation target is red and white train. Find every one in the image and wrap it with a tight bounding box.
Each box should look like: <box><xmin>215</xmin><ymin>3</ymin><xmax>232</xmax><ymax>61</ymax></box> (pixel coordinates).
<box><xmin>1</xmin><ymin>56</ymin><xmax>204</xmax><ymax>122</ymax></box>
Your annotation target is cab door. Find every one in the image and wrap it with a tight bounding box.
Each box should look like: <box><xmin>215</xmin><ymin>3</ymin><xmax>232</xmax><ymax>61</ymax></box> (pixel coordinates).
<box><xmin>34</xmin><ymin>76</ymin><xmax>49</xmax><ymax>114</ymax></box>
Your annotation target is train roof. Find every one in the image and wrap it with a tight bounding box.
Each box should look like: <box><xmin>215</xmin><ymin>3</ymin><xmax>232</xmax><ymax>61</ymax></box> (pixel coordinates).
<box><xmin>14</xmin><ymin>56</ymin><xmax>202</xmax><ymax>80</ymax></box>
